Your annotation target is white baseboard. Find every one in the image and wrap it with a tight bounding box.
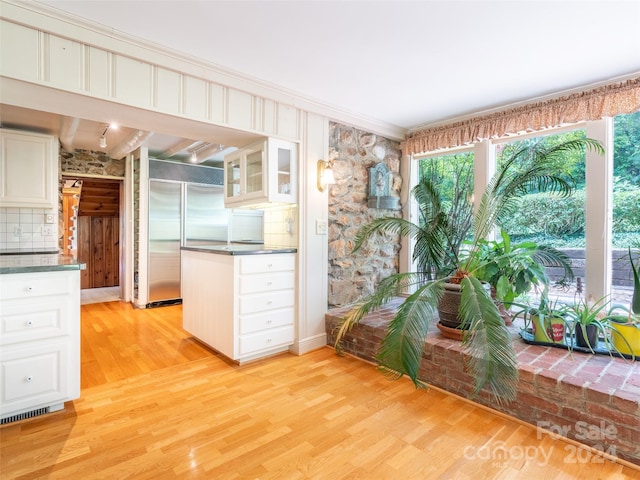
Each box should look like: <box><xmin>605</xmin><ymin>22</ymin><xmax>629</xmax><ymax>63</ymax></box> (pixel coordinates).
<box><xmin>289</xmin><ymin>333</ymin><xmax>328</xmax><ymax>355</ymax></box>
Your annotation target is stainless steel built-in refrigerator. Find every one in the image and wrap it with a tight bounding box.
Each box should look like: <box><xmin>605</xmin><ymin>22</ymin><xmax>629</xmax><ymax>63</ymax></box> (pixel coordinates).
<box><xmin>148</xmin><ymin>180</ymin><xmax>231</xmax><ymax>306</ymax></box>
<box><xmin>147</xmin><ymin>180</ymin><xmax>183</xmax><ymax>306</ymax></box>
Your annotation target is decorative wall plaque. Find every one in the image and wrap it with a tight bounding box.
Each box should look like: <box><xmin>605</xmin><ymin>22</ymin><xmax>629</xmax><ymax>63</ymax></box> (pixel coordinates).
<box><xmin>367</xmin><ymin>163</ymin><xmax>399</xmax><ymax>209</ymax></box>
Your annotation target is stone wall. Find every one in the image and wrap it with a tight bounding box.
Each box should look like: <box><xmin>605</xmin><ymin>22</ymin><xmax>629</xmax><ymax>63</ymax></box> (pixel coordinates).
<box><xmin>58</xmin><ymin>148</ymin><xmax>124</xmax><ymax>250</ymax></box>
<box><xmin>61</xmin><ymin>149</ymin><xmax>126</xmax><ymax>177</ymax></box>
<box><xmin>327</xmin><ymin>122</ymin><xmax>403</xmax><ymax>307</ymax></box>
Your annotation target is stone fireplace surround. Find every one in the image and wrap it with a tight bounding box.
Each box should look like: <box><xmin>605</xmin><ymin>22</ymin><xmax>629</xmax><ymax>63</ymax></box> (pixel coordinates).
<box><xmin>325</xmin><ymin>298</ymin><xmax>640</xmax><ymax>467</ymax></box>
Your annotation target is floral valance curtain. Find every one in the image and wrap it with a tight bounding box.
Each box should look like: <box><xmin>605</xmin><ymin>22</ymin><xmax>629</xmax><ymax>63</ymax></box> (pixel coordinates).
<box><xmin>402</xmin><ymin>77</ymin><xmax>640</xmax><ymax>156</ymax></box>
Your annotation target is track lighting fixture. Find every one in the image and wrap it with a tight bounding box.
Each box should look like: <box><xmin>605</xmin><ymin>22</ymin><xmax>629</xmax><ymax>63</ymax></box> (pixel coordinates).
<box><xmin>99</xmin><ymin>125</ymin><xmax>109</xmax><ymax>149</ymax></box>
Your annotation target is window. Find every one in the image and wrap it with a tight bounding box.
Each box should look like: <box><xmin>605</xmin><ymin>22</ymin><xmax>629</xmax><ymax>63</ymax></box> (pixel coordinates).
<box><xmin>407</xmin><ymin>113</ymin><xmax>639</xmax><ymax>306</ymax></box>
<box><xmin>612</xmin><ymin>111</ymin><xmax>640</xmax><ymax>306</ymax></box>
<box><xmin>412</xmin><ymin>149</ymin><xmax>474</xmax><ymax>279</ymax></box>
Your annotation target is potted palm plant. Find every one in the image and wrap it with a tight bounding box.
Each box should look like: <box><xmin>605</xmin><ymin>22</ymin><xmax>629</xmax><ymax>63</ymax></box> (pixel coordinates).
<box><xmin>334</xmin><ymin>137</ymin><xmax>604</xmax><ymax>403</ymax></box>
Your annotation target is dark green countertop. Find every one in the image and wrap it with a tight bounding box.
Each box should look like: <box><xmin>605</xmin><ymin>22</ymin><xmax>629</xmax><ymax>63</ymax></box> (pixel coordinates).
<box><xmin>0</xmin><ymin>254</ymin><xmax>86</xmax><ymax>274</ymax></box>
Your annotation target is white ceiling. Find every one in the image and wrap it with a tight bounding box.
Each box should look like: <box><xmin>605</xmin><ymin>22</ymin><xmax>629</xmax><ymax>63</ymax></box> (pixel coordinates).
<box><xmin>2</xmin><ymin>1</ymin><xmax>640</xmax><ymax>161</ymax></box>
<box><xmin>37</xmin><ymin>0</ymin><xmax>640</xmax><ymax>129</ymax></box>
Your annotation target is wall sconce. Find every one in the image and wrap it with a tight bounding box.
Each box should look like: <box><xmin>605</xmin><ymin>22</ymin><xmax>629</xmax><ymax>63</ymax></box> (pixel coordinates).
<box><xmin>317</xmin><ymin>159</ymin><xmax>335</xmax><ymax>192</ymax></box>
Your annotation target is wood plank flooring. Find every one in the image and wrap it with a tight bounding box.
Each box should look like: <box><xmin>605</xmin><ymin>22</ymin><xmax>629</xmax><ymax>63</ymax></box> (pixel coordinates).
<box><xmin>1</xmin><ymin>301</ymin><xmax>638</xmax><ymax>479</ymax></box>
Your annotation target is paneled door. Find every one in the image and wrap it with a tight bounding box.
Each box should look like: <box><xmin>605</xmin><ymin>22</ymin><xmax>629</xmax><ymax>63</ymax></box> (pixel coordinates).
<box><xmin>77</xmin><ymin>216</ymin><xmax>120</xmax><ymax>289</ymax></box>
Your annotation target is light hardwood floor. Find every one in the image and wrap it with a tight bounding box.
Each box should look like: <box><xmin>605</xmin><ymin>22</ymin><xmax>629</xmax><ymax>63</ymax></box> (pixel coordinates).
<box><xmin>1</xmin><ymin>301</ymin><xmax>638</xmax><ymax>479</ymax></box>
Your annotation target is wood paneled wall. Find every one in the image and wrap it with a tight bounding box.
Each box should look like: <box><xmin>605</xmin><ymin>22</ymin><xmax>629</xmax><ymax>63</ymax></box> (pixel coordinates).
<box><xmin>78</xmin><ymin>216</ymin><xmax>119</xmax><ymax>289</ymax></box>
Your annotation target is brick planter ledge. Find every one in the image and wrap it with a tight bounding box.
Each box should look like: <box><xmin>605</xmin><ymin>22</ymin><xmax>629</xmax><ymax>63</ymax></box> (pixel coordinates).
<box><xmin>325</xmin><ymin>297</ymin><xmax>640</xmax><ymax>466</ymax></box>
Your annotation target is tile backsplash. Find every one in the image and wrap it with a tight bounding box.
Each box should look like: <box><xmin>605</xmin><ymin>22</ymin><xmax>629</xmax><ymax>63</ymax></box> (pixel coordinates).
<box><xmin>263</xmin><ymin>204</ymin><xmax>298</xmax><ymax>247</ymax></box>
<box><xmin>0</xmin><ymin>207</ymin><xmax>59</xmax><ymax>251</ymax></box>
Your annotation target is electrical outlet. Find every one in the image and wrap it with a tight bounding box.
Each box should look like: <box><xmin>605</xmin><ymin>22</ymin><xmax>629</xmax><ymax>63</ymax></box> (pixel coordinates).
<box><xmin>42</xmin><ymin>226</ymin><xmax>53</xmax><ymax>236</ymax></box>
<box><xmin>14</xmin><ymin>226</ymin><xmax>23</xmax><ymax>237</ymax></box>
<box><xmin>315</xmin><ymin>219</ymin><xmax>328</xmax><ymax>235</ymax></box>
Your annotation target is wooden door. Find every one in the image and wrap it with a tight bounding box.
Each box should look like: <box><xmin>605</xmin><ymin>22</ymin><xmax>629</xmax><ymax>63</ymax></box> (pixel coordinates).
<box><xmin>75</xmin><ymin>179</ymin><xmax>121</xmax><ymax>289</ymax></box>
<box><xmin>78</xmin><ymin>216</ymin><xmax>120</xmax><ymax>289</ymax></box>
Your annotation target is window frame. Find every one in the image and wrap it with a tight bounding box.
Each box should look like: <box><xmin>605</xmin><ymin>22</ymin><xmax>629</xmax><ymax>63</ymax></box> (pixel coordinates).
<box><xmin>404</xmin><ymin>118</ymin><xmax>614</xmax><ymax>301</ymax></box>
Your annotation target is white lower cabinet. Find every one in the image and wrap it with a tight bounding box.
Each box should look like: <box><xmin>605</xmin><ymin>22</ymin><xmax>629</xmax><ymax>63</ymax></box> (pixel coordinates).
<box><xmin>182</xmin><ymin>250</ymin><xmax>295</xmax><ymax>362</ymax></box>
<box><xmin>0</xmin><ymin>270</ymin><xmax>80</xmax><ymax>421</ymax></box>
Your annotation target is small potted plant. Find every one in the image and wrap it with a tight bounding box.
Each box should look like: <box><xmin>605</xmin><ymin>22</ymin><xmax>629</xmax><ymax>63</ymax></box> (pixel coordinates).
<box><xmin>516</xmin><ymin>288</ymin><xmax>567</xmax><ymax>344</ymax></box>
<box><xmin>563</xmin><ymin>295</ymin><xmax>611</xmax><ymax>352</ymax></box>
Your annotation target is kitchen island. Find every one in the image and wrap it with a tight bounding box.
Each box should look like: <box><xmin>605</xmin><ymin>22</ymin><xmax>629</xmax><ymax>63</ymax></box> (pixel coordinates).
<box><xmin>0</xmin><ymin>253</ymin><xmax>84</xmax><ymax>422</ymax></box>
<box><xmin>181</xmin><ymin>245</ymin><xmax>296</xmax><ymax>363</ymax></box>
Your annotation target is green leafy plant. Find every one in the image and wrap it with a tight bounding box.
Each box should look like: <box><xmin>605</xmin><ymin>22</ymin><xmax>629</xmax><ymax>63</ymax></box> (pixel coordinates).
<box><xmin>564</xmin><ymin>296</ymin><xmax>614</xmax><ymax>353</ymax></box>
<box><xmin>471</xmin><ymin>229</ymin><xmax>574</xmax><ymax>308</ymax></box>
<box><xmin>515</xmin><ymin>287</ymin><xmax>568</xmax><ymax>344</ymax></box>
<box><xmin>334</xmin><ymin>137</ymin><xmax>604</xmax><ymax>404</ymax></box>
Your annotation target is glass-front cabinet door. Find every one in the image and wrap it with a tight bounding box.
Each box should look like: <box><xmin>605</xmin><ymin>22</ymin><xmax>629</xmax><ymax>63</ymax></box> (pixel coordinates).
<box><xmin>223</xmin><ymin>137</ymin><xmax>297</xmax><ymax>207</ymax></box>
<box><xmin>244</xmin><ymin>147</ymin><xmax>264</xmax><ymax>196</ymax></box>
<box><xmin>268</xmin><ymin>138</ymin><xmax>296</xmax><ymax>204</ymax></box>
<box><xmin>224</xmin><ymin>151</ymin><xmax>242</xmax><ymax>202</ymax></box>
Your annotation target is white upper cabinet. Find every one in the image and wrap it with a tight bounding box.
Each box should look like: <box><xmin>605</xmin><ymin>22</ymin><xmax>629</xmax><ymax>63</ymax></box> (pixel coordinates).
<box><xmin>224</xmin><ymin>137</ymin><xmax>297</xmax><ymax>208</ymax></box>
<box><xmin>0</xmin><ymin>129</ymin><xmax>58</xmax><ymax>210</ymax></box>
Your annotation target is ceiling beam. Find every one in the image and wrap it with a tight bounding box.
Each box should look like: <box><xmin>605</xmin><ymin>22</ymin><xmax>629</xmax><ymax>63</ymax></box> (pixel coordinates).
<box><xmin>108</xmin><ymin>130</ymin><xmax>154</xmax><ymax>159</ymax></box>
<box><xmin>158</xmin><ymin>138</ymin><xmax>199</xmax><ymax>159</ymax></box>
<box><xmin>59</xmin><ymin>116</ymin><xmax>80</xmax><ymax>152</ymax></box>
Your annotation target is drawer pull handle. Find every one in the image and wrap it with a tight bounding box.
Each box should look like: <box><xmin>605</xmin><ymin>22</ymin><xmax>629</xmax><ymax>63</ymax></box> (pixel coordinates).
<box><xmin>26</xmin><ymin>376</ymin><xmax>33</xmax><ymax>382</ymax></box>
<box><xmin>267</xmin><ymin>300</ymin><xmax>273</xmax><ymax>304</ymax></box>
<box><xmin>267</xmin><ymin>263</ymin><xmax>273</xmax><ymax>268</ymax></box>
<box><xmin>26</xmin><ymin>286</ymin><xmax>33</xmax><ymax>292</ymax></box>
<box><xmin>267</xmin><ymin>320</ymin><xmax>272</xmax><ymax>324</ymax></box>
<box><xmin>267</xmin><ymin>281</ymin><xmax>273</xmax><ymax>286</ymax></box>
<box><xmin>267</xmin><ymin>338</ymin><xmax>272</xmax><ymax>343</ymax></box>
<box><xmin>26</xmin><ymin>320</ymin><xmax>33</xmax><ymax>326</ymax></box>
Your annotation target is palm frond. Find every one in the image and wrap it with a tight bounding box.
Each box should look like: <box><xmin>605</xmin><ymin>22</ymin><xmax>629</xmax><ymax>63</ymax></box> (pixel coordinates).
<box><xmin>459</xmin><ymin>277</ymin><xmax>519</xmax><ymax>403</ymax></box>
<box><xmin>531</xmin><ymin>244</ymin><xmax>574</xmax><ymax>283</ymax></box>
<box><xmin>475</xmin><ymin>137</ymin><xmax>603</xmax><ymax>244</ymax></box>
<box><xmin>333</xmin><ymin>272</ymin><xmax>425</xmax><ymax>351</ymax></box>
<box><xmin>352</xmin><ymin>217</ymin><xmax>422</xmax><ymax>254</ymax></box>
<box><xmin>376</xmin><ymin>280</ymin><xmax>444</xmax><ymax>386</ymax></box>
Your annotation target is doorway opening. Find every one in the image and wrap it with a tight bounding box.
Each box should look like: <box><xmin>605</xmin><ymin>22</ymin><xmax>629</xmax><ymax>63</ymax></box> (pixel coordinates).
<box><xmin>62</xmin><ymin>176</ymin><xmax>122</xmax><ymax>304</ymax></box>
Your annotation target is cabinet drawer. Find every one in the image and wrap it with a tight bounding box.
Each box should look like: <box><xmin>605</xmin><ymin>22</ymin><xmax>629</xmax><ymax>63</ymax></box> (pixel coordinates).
<box><xmin>0</xmin><ymin>339</ymin><xmax>76</xmax><ymax>414</ymax></box>
<box><xmin>239</xmin><ymin>254</ymin><xmax>295</xmax><ymax>274</ymax></box>
<box><xmin>239</xmin><ymin>272</ymin><xmax>295</xmax><ymax>295</ymax></box>
<box><xmin>0</xmin><ymin>271</ymin><xmax>76</xmax><ymax>300</ymax></box>
<box><xmin>239</xmin><ymin>308</ymin><xmax>294</xmax><ymax>335</ymax></box>
<box><xmin>238</xmin><ymin>326</ymin><xmax>294</xmax><ymax>356</ymax></box>
<box><xmin>239</xmin><ymin>290</ymin><xmax>294</xmax><ymax>315</ymax></box>
<box><xmin>1</xmin><ymin>297</ymin><xmax>73</xmax><ymax>345</ymax></box>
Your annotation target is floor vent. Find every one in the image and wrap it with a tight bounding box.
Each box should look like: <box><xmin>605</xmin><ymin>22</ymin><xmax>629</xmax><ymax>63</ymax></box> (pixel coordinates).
<box><xmin>1</xmin><ymin>406</ymin><xmax>50</xmax><ymax>425</ymax></box>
